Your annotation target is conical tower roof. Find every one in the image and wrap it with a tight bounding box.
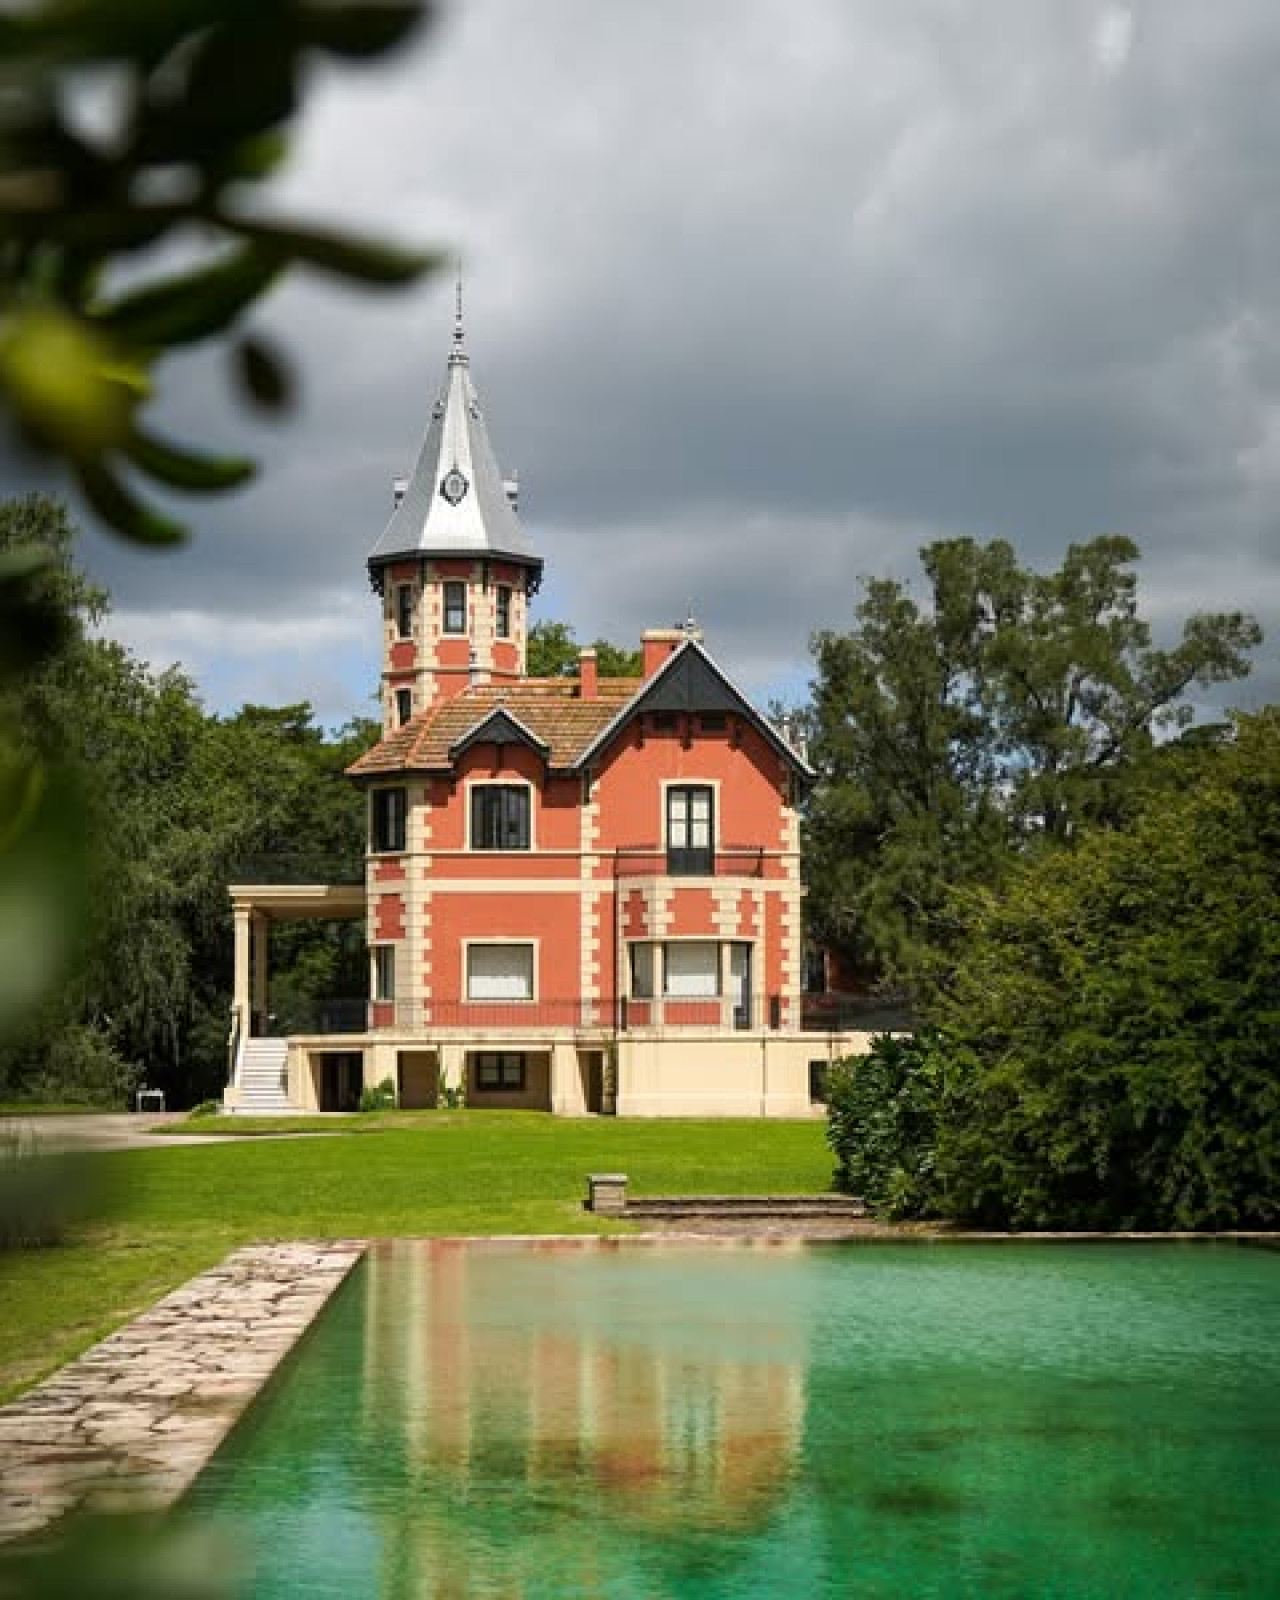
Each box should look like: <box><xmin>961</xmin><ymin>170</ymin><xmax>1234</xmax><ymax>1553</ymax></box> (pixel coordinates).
<box><xmin>368</xmin><ymin>300</ymin><xmax>542</xmax><ymax>585</ymax></box>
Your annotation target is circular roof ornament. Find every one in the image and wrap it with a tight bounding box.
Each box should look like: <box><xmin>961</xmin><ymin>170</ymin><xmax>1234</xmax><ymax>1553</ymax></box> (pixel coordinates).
<box><xmin>440</xmin><ymin>467</ymin><xmax>469</xmax><ymax>506</ymax></box>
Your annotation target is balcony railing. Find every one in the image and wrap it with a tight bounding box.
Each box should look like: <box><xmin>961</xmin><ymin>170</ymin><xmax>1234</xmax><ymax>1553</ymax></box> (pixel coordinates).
<box><xmin>361</xmin><ymin>994</ymin><xmax>796</xmax><ymax>1034</ymax></box>
<box><xmin>613</xmin><ymin>846</ymin><xmax>766</xmax><ymax>879</ymax></box>
<box><xmin>230</xmin><ymin>853</ymin><xmax>363</xmax><ymax>885</ymax></box>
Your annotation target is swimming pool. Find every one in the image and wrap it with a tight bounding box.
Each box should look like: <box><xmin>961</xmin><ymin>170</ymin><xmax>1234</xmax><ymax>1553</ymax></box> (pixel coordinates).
<box><xmin>183</xmin><ymin>1238</ymin><xmax>1279</xmax><ymax>1597</ymax></box>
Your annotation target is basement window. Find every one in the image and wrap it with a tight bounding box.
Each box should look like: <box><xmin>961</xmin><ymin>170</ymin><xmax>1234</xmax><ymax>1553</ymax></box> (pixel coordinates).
<box><xmin>474</xmin><ymin>1052</ymin><xmax>527</xmax><ymax>1091</ymax></box>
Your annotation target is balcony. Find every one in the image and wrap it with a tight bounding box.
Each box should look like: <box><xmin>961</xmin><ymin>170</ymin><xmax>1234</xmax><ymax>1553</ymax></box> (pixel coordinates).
<box><xmin>612</xmin><ymin>846</ymin><xmax>766</xmax><ymax>880</ymax></box>
<box><xmin>231</xmin><ymin>853</ymin><xmax>364</xmax><ymax>886</ymax></box>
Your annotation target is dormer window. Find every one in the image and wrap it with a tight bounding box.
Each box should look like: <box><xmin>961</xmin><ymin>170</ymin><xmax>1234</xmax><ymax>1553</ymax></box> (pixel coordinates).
<box><xmin>443</xmin><ymin>581</ymin><xmax>467</xmax><ymax>634</ymax></box>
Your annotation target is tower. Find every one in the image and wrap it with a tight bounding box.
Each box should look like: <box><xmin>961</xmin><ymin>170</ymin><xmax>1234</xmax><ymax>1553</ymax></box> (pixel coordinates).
<box><xmin>367</xmin><ymin>291</ymin><xmax>543</xmax><ymax>731</ymax></box>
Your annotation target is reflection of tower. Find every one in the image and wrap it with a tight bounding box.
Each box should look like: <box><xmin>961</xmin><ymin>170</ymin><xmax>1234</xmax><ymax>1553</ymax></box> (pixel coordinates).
<box><xmin>367</xmin><ymin>293</ymin><xmax>543</xmax><ymax>734</ymax></box>
<box><xmin>357</xmin><ymin>1239</ymin><xmax>808</xmax><ymax>1590</ymax></box>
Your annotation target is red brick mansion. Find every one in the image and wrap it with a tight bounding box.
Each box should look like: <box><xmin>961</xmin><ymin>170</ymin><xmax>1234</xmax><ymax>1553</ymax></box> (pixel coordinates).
<box><xmin>226</xmin><ymin>309</ymin><xmax>867</xmax><ymax>1115</ymax></box>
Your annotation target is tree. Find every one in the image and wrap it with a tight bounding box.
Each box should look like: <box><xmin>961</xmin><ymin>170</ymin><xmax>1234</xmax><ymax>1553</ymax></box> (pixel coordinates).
<box><xmin>805</xmin><ymin>536</ymin><xmax>1261</xmax><ymax>986</ymax></box>
<box><xmin>527</xmin><ymin>620</ymin><xmax>642</xmax><ymax>678</ymax></box>
<box><xmin>928</xmin><ymin>712</ymin><xmax>1280</xmax><ymax>1230</ymax></box>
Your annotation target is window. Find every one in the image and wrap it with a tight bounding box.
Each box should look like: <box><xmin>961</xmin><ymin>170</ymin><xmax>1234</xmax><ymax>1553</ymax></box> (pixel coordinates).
<box><xmin>395</xmin><ymin>583</ymin><xmax>414</xmax><ymax>639</ymax></box>
<box><xmin>474</xmin><ymin>1052</ymin><xmax>526</xmax><ymax>1091</ymax></box>
<box><xmin>466</xmin><ymin>944</ymin><xmax>534</xmax><ymax>1000</ymax></box>
<box><xmin>496</xmin><ymin>585</ymin><xmax>512</xmax><ymax>639</ymax></box>
<box><xmin>373</xmin><ymin>946</ymin><xmax>396</xmax><ymax>1001</ymax></box>
<box><xmin>443</xmin><ymin>580</ymin><xmax>467</xmax><ymax>634</ymax></box>
<box><xmin>630</xmin><ymin>942</ymin><xmax>654</xmax><ymax>999</ymax></box>
<box><xmin>664</xmin><ymin>941</ymin><xmax>719</xmax><ymax>998</ymax></box>
<box><xmin>395</xmin><ymin>688</ymin><xmax>413</xmax><ymax>727</ymax></box>
<box><xmin>470</xmin><ymin>784</ymin><xmax>531</xmax><ymax>850</ymax></box>
<box><xmin>371</xmin><ymin>787</ymin><xmax>406</xmax><ymax>853</ymax></box>
<box><xmin>667</xmin><ymin>784</ymin><xmax>714</xmax><ymax>874</ymax></box>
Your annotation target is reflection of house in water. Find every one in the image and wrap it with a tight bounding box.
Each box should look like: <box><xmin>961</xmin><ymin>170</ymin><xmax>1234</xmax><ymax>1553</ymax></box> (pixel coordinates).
<box><xmin>357</xmin><ymin>1240</ymin><xmax>807</xmax><ymax>1589</ymax></box>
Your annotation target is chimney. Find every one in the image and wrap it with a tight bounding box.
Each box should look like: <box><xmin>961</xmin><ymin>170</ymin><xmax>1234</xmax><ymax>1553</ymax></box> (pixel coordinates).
<box><xmin>392</xmin><ymin>476</ymin><xmax>408</xmax><ymax>508</ymax></box>
<box><xmin>641</xmin><ymin>627</ymin><xmax>686</xmax><ymax>679</ymax></box>
<box><xmin>579</xmin><ymin>647</ymin><xmax>598</xmax><ymax>701</ymax></box>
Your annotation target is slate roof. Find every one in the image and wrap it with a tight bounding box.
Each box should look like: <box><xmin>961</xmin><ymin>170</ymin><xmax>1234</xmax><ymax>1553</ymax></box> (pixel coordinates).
<box><xmin>367</xmin><ymin>318</ymin><xmax>541</xmax><ymax>579</ymax></box>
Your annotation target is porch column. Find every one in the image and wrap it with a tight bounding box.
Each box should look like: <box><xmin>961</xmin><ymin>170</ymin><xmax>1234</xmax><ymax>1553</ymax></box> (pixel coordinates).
<box><xmin>233</xmin><ymin>905</ymin><xmax>251</xmax><ymax>1026</ymax></box>
<box><xmin>439</xmin><ymin>1043</ymin><xmax>465</xmax><ymax>1104</ymax></box>
<box><xmin>551</xmin><ymin>1040</ymin><xmax>585</xmax><ymax>1116</ymax></box>
<box><xmin>251</xmin><ymin>911</ymin><xmax>269</xmax><ymax>1032</ymax></box>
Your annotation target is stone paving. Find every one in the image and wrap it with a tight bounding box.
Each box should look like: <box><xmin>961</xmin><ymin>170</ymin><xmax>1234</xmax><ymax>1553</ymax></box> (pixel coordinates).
<box><xmin>0</xmin><ymin>1239</ymin><xmax>365</xmax><ymax>1544</ymax></box>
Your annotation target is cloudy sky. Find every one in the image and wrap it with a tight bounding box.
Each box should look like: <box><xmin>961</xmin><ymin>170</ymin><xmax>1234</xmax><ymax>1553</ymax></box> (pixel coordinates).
<box><xmin>52</xmin><ymin>1</ymin><xmax>1280</xmax><ymax>722</ymax></box>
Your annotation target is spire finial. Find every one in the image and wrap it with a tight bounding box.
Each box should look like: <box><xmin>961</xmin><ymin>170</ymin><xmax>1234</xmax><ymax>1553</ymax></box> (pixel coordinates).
<box><xmin>454</xmin><ymin>261</ymin><xmax>464</xmax><ymax>347</ymax></box>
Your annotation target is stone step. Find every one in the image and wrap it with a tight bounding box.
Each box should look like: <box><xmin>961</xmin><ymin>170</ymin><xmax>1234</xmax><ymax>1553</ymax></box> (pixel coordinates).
<box><xmin>625</xmin><ymin>1194</ymin><xmax>867</xmax><ymax>1219</ymax></box>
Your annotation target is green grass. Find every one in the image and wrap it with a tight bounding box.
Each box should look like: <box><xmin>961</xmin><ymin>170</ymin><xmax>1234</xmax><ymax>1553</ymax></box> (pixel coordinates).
<box><xmin>1</xmin><ymin>1113</ymin><xmax>832</xmax><ymax>1401</ymax></box>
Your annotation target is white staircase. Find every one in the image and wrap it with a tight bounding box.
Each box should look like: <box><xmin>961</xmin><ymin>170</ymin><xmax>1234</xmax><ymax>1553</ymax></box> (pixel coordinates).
<box><xmin>231</xmin><ymin>1038</ymin><xmax>294</xmax><ymax>1115</ymax></box>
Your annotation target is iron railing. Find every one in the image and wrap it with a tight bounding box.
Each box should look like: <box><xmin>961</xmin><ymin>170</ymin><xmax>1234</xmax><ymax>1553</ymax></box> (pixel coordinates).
<box><xmin>229</xmin><ymin>853</ymin><xmax>363</xmax><ymax>885</ymax></box>
<box><xmin>613</xmin><ymin>846</ymin><xmax>767</xmax><ymax>879</ymax></box>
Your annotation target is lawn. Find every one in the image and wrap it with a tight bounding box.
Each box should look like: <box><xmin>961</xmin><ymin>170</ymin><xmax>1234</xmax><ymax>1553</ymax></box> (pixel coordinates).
<box><xmin>0</xmin><ymin>1112</ymin><xmax>832</xmax><ymax>1402</ymax></box>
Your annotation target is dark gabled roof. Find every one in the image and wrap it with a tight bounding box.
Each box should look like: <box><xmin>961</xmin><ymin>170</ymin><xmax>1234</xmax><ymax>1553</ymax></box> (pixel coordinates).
<box><xmin>576</xmin><ymin>640</ymin><xmax>815</xmax><ymax>779</ymax></box>
<box><xmin>449</xmin><ymin>706</ymin><xmax>549</xmax><ymax>762</ymax></box>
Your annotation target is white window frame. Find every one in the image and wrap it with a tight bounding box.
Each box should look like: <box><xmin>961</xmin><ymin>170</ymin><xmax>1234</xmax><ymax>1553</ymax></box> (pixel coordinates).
<box><xmin>464</xmin><ymin>941</ymin><xmax>536</xmax><ymax>1002</ymax></box>
<box><xmin>370</xmin><ymin>787</ymin><xmax>407</xmax><ymax>854</ymax></box>
<box><xmin>661</xmin><ymin>778</ymin><xmax>720</xmax><ymax>875</ymax></box>
<box><xmin>663</xmin><ymin>940</ymin><xmax>721</xmax><ymax>998</ymax></box>
<box><xmin>466</xmin><ymin>781</ymin><xmax>534</xmax><ymax>851</ymax></box>
<box><xmin>395</xmin><ymin>583</ymin><xmax>414</xmax><ymax>640</ymax></box>
<box><xmin>629</xmin><ymin>941</ymin><xmax>655</xmax><ymax>999</ymax></box>
<box><xmin>373</xmin><ymin>945</ymin><xmax>397</xmax><ymax>1002</ymax></box>
<box><xmin>443</xmin><ymin>580</ymin><xmax>467</xmax><ymax>635</ymax></box>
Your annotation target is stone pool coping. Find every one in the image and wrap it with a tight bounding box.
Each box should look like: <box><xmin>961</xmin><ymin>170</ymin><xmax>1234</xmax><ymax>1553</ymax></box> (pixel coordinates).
<box><xmin>0</xmin><ymin>1240</ymin><xmax>365</xmax><ymax>1545</ymax></box>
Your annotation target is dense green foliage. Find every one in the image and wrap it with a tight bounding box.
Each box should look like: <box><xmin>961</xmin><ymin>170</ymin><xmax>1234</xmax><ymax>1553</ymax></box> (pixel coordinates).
<box><xmin>932</xmin><ymin>712</ymin><xmax>1280</xmax><ymax>1230</ymax></box>
<box><xmin>527</xmin><ymin>619</ymin><xmax>642</xmax><ymax>678</ymax></box>
<box><xmin>825</xmin><ymin>1034</ymin><xmax>942</xmax><ymax>1218</ymax></box>
<box><xmin>830</xmin><ymin>714</ymin><xmax>1280</xmax><ymax>1229</ymax></box>
<box><xmin>0</xmin><ymin>496</ymin><xmax>372</xmax><ymax>1107</ymax></box>
<box><xmin>805</xmin><ymin>536</ymin><xmax>1260</xmax><ymax>986</ymax></box>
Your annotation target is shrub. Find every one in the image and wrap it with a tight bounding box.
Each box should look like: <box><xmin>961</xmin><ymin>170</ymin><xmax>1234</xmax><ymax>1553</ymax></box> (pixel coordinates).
<box><xmin>359</xmin><ymin>1078</ymin><xmax>397</xmax><ymax>1113</ymax></box>
<box><xmin>826</xmin><ymin>1033</ymin><xmax>944</xmax><ymax>1219</ymax></box>
<box><xmin>187</xmin><ymin>1100</ymin><xmax>221</xmax><ymax>1119</ymax></box>
<box><xmin>437</xmin><ymin>1079</ymin><xmax>465</xmax><ymax>1110</ymax></box>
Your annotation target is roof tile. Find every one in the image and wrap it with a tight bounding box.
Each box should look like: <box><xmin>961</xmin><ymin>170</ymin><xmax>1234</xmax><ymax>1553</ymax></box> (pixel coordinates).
<box><xmin>347</xmin><ymin>677</ymin><xmax>644</xmax><ymax>777</ymax></box>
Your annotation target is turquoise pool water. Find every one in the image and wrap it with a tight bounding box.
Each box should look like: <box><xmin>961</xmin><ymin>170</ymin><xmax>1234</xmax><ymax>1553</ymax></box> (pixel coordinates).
<box><xmin>183</xmin><ymin>1239</ymin><xmax>1279</xmax><ymax>1598</ymax></box>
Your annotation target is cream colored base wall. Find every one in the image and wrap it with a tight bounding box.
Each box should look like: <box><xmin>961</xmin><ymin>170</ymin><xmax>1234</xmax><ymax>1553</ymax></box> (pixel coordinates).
<box><xmin>273</xmin><ymin>1029</ymin><xmax>872</xmax><ymax>1117</ymax></box>
<box><xmin>615</xmin><ymin>1032</ymin><xmax>873</xmax><ymax>1118</ymax></box>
